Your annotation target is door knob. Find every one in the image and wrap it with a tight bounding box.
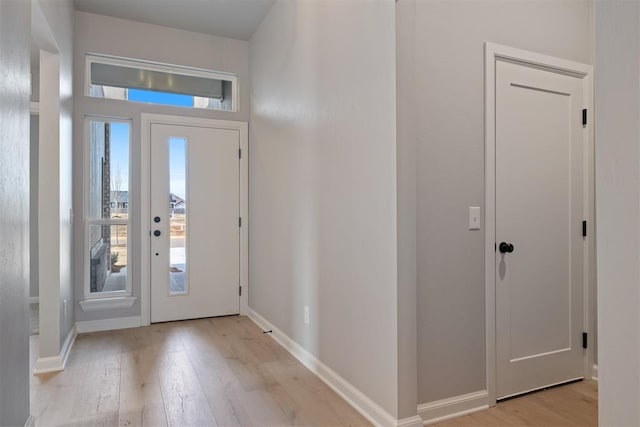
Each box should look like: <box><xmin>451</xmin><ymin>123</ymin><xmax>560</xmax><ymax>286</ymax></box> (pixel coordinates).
<box><xmin>154</xmin><ymin>230</ymin><xmax>161</xmax><ymax>237</ymax></box>
<box><xmin>499</xmin><ymin>242</ymin><xmax>514</xmax><ymax>254</ymax></box>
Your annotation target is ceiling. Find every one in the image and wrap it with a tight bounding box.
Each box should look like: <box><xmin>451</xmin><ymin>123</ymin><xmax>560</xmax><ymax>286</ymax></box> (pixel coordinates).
<box><xmin>73</xmin><ymin>0</ymin><xmax>275</xmax><ymax>41</ymax></box>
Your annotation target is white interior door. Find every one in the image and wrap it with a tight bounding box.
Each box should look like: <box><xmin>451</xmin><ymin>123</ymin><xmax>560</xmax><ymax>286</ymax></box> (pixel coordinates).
<box><xmin>495</xmin><ymin>59</ymin><xmax>585</xmax><ymax>399</ymax></box>
<box><xmin>151</xmin><ymin>123</ymin><xmax>240</xmax><ymax>323</ymax></box>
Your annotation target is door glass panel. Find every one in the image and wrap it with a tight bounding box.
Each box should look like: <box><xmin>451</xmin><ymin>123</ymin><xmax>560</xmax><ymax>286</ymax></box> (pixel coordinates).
<box><xmin>89</xmin><ymin>224</ymin><xmax>128</xmax><ymax>293</ymax></box>
<box><xmin>169</xmin><ymin>138</ymin><xmax>187</xmax><ymax>295</ymax></box>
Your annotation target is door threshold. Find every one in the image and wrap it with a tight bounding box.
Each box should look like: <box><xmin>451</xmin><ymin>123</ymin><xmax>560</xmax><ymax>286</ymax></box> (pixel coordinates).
<box><xmin>497</xmin><ymin>377</ymin><xmax>584</xmax><ymax>402</ymax></box>
<box><xmin>151</xmin><ymin>313</ymin><xmax>240</xmax><ymax>325</ymax></box>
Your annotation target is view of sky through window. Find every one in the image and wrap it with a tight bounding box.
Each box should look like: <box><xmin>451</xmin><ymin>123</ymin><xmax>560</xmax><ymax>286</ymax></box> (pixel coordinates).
<box><xmin>109</xmin><ymin>122</ymin><xmax>130</xmax><ymax>191</ymax></box>
<box><xmin>127</xmin><ymin>88</ymin><xmax>194</xmax><ymax>107</ymax></box>
<box><xmin>109</xmin><ymin>90</ymin><xmax>191</xmax><ymax>196</ymax></box>
<box><xmin>170</xmin><ymin>138</ymin><xmax>187</xmax><ymax>200</ymax></box>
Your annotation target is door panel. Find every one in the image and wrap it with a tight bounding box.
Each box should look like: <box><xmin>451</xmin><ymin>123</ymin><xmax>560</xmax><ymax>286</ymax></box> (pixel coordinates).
<box><xmin>495</xmin><ymin>60</ymin><xmax>584</xmax><ymax>398</ymax></box>
<box><xmin>151</xmin><ymin>124</ymin><xmax>240</xmax><ymax>323</ymax></box>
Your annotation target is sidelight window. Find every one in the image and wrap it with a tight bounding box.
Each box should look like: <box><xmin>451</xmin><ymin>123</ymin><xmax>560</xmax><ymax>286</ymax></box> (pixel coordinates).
<box><xmin>84</xmin><ymin>118</ymin><xmax>132</xmax><ymax>298</ymax></box>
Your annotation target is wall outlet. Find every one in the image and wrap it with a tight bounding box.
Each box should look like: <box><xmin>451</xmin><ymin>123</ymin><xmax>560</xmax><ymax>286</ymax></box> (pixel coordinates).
<box><xmin>304</xmin><ymin>306</ymin><xmax>310</xmax><ymax>325</ymax></box>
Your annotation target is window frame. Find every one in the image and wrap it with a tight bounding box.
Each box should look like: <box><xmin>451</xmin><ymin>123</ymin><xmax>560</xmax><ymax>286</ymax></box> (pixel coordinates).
<box><xmin>82</xmin><ymin>116</ymin><xmax>133</xmax><ymax>300</ymax></box>
<box><xmin>84</xmin><ymin>54</ymin><xmax>239</xmax><ymax>112</ymax></box>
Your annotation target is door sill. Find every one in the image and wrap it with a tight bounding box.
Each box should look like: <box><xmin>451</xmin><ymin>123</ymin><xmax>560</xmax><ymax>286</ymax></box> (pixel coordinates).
<box><xmin>150</xmin><ymin>313</ymin><xmax>240</xmax><ymax>324</ymax></box>
<box><xmin>497</xmin><ymin>377</ymin><xmax>584</xmax><ymax>401</ymax></box>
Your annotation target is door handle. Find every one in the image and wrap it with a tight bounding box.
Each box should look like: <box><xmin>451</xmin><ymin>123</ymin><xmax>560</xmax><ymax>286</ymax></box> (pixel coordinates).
<box><xmin>154</xmin><ymin>230</ymin><xmax>161</xmax><ymax>237</ymax></box>
<box><xmin>499</xmin><ymin>242</ymin><xmax>514</xmax><ymax>254</ymax></box>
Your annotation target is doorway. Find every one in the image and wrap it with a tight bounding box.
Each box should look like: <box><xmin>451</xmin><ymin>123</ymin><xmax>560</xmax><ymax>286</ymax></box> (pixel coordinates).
<box><xmin>142</xmin><ymin>115</ymin><xmax>248</xmax><ymax>324</ymax></box>
<box><xmin>485</xmin><ymin>43</ymin><xmax>595</xmax><ymax>401</ymax></box>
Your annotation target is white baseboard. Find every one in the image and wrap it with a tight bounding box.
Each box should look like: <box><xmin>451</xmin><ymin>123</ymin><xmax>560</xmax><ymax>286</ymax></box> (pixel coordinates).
<box><xmin>592</xmin><ymin>364</ymin><xmax>598</xmax><ymax>381</ymax></box>
<box><xmin>398</xmin><ymin>415</ymin><xmax>425</xmax><ymax>427</ymax></box>
<box><xmin>418</xmin><ymin>390</ymin><xmax>489</xmax><ymax>425</ymax></box>
<box><xmin>60</xmin><ymin>324</ymin><xmax>77</xmax><ymax>367</ymax></box>
<box><xmin>78</xmin><ymin>296</ymin><xmax>137</xmax><ymax>312</ymax></box>
<box><xmin>247</xmin><ymin>308</ymin><xmax>422</xmax><ymax>427</ymax></box>
<box><xmin>33</xmin><ymin>325</ymin><xmax>77</xmax><ymax>375</ymax></box>
<box><xmin>76</xmin><ymin>315</ymin><xmax>142</xmax><ymax>333</ymax></box>
<box><xmin>34</xmin><ymin>354</ymin><xmax>65</xmax><ymax>375</ymax></box>
<box><xmin>29</xmin><ymin>296</ymin><xmax>39</xmax><ymax>304</ymax></box>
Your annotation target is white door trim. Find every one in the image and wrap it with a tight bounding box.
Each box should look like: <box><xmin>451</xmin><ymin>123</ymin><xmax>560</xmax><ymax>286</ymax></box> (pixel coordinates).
<box><xmin>484</xmin><ymin>42</ymin><xmax>595</xmax><ymax>405</ymax></box>
<box><xmin>140</xmin><ymin>113</ymin><xmax>248</xmax><ymax>326</ymax></box>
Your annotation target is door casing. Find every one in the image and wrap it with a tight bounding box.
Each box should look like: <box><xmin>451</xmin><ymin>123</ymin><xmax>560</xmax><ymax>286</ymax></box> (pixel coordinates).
<box><xmin>140</xmin><ymin>113</ymin><xmax>248</xmax><ymax>326</ymax></box>
<box><xmin>484</xmin><ymin>42</ymin><xmax>595</xmax><ymax>406</ymax></box>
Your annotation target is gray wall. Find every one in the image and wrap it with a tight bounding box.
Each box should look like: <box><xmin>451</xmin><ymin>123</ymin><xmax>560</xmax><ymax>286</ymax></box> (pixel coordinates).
<box><xmin>595</xmin><ymin>1</ymin><xmax>640</xmax><ymax>425</ymax></box>
<box><xmin>0</xmin><ymin>0</ymin><xmax>31</xmax><ymax>424</ymax></box>
<box><xmin>249</xmin><ymin>0</ymin><xmax>401</xmax><ymax>417</ymax></box>
<box><xmin>30</xmin><ymin>114</ymin><xmax>39</xmax><ymax>299</ymax></box>
<box><xmin>73</xmin><ymin>11</ymin><xmax>250</xmax><ymax>322</ymax></box>
<box><xmin>31</xmin><ymin>68</ymin><xmax>40</xmax><ymax>102</ymax></box>
<box><xmin>398</xmin><ymin>0</ymin><xmax>594</xmax><ymax>403</ymax></box>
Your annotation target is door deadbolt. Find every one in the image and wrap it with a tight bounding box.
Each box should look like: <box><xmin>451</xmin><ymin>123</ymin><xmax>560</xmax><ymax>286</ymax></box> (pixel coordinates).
<box><xmin>499</xmin><ymin>242</ymin><xmax>514</xmax><ymax>254</ymax></box>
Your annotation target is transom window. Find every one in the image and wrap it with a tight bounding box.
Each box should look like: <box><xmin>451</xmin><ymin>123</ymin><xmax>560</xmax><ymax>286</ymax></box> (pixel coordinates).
<box><xmin>86</xmin><ymin>54</ymin><xmax>238</xmax><ymax>112</ymax></box>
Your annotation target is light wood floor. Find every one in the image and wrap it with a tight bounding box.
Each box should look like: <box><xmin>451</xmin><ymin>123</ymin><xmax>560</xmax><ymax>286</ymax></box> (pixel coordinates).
<box><xmin>29</xmin><ymin>315</ymin><xmax>598</xmax><ymax>427</ymax></box>
<box><xmin>29</xmin><ymin>316</ymin><xmax>371</xmax><ymax>427</ymax></box>
<box><xmin>432</xmin><ymin>380</ymin><xmax>598</xmax><ymax>427</ymax></box>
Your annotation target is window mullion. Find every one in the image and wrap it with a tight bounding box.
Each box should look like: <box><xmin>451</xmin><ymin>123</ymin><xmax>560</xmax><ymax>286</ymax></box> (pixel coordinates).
<box><xmin>87</xmin><ymin>218</ymin><xmax>128</xmax><ymax>226</ymax></box>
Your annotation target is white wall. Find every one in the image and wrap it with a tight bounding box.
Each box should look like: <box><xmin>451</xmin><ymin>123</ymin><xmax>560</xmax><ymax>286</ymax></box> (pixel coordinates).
<box><xmin>0</xmin><ymin>0</ymin><xmax>31</xmax><ymax>424</ymax></box>
<box><xmin>48</xmin><ymin>0</ymin><xmax>75</xmax><ymax>350</ymax></box>
<box><xmin>595</xmin><ymin>2</ymin><xmax>640</xmax><ymax>425</ymax></box>
<box><xmin>73</xmin><ymin>11</ymin><xmax>249</xmax><ymax>322</ymax></box>
<box><xmin>396</xmin><ymin>0</ymin><xmax>418</xmax><ymax>418</ymax></box>
<box><xmin>35</xmin><ymin>0</ymin><xmax>75</xmax><ymax>360</ymax></box>
<box><xmin>397</xmin><ymin>0</ymin><xmax>594</xmax><ymax>404</ymax></box>
<box><xmin>249</xmin><ymin>0</ymin><xmax>403</xmax><ymax>418</ymax></box>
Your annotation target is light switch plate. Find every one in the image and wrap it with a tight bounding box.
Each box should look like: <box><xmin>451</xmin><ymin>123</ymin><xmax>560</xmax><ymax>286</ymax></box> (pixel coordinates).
<box><xmin>469</xmin><ymin>207</ymin><xmax>481</xmax><ymax>230</ymax></box>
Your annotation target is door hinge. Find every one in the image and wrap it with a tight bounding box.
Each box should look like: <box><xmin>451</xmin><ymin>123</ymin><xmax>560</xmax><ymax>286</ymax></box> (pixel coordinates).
<box><xmin>582</xmin><ymin>109</ymin><xmax>587</xmax><ymax>127</ymax></box>
<box><xmin>582</xmin><ymin>220</ymin><xmax>587</xmax><ymax>237</ymax></box>
<box><xmin>582</xmin><ymin>332</ymin><xmax>588</xmax><ymax>349</ymax></box>
<box><xmin>239</xmin><ymin>148</ymin><xmax>242</xmax><ymax>159</ymax></box>
<box><xmin>239</xmin><ymin>217</ymin><xmax>242</xmax><ymax>227</ymax></box>
<box><xmin>239</xmin><ymin>286</ymin><xmax>242</xmax><ymax>296</ymax></box>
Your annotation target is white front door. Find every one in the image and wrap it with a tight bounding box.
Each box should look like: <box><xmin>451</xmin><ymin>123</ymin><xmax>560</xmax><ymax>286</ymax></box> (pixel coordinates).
<box><xmin>150</xmin><ymin>123</ymin><xmax>240</xmax><ymax>323</ymax></box>
<box><xmin>495</xmin><ymin>59</ymin><xmax>585</xmax><ymax>398</ymax></box>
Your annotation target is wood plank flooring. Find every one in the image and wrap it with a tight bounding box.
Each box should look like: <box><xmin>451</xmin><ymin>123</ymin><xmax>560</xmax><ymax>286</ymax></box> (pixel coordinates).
<box><xmin>431</xmin><ymin>380</ymin><xmax>598</xmax><ymax>427</ymax></box>
<box><xmin>29</xmin><ymin>315</ymin><xmax>598</xmax><ymax>427</ymax></box>
<box><xmin>29</xmin><ymin>316</ymin><xmax>371</xmax><ymax>427</ymax></box>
